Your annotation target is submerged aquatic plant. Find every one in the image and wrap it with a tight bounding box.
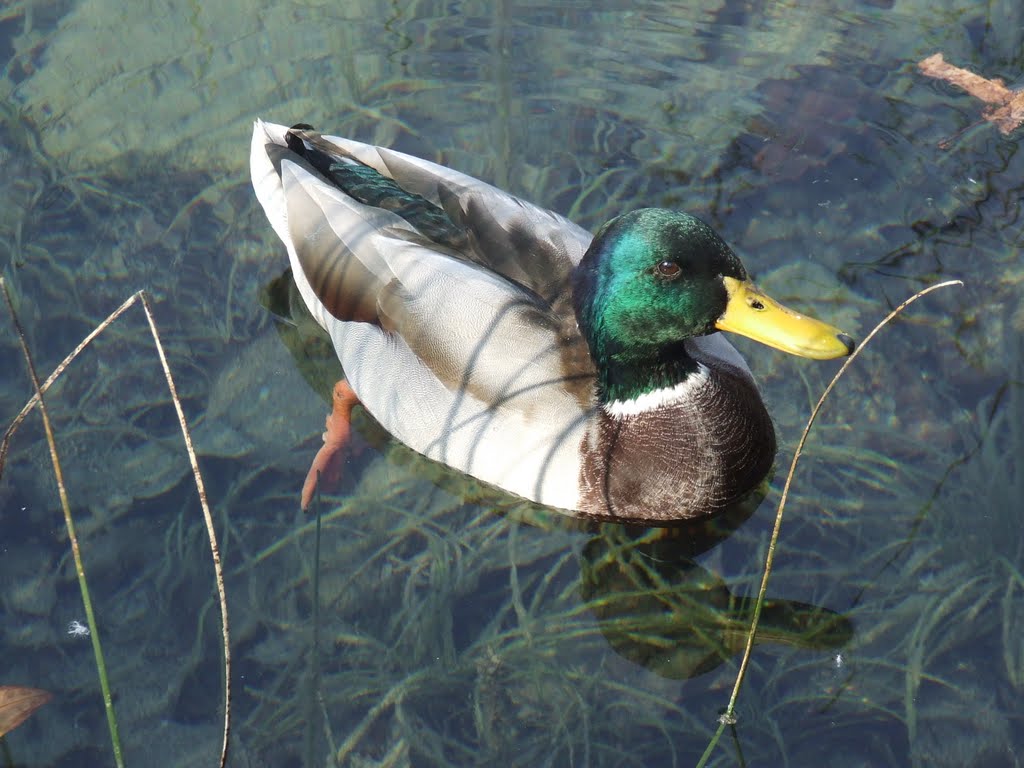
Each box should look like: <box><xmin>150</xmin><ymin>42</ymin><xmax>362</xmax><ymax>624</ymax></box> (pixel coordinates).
<box><xmin>933</xmin><ymin>346</ymin><xmax>1024</xmax><ymax>685</ymax></box>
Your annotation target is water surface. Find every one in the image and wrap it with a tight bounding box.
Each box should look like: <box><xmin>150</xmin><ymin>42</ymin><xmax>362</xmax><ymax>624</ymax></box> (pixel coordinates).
<box><xmin>1</xmin><ymin>1</ymin><xmax>1022</xmax><ymax>765</ymax></box>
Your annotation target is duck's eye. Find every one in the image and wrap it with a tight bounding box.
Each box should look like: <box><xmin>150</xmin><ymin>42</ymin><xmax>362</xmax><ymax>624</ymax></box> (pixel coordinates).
<box><xmin>748</xmin><ymin>297</ymin><xmax>765</xmax><ymax>311</ymax></box>
<box><xmin>656</xmin><ymin>260</ymin><xmax>681</xmax><ymax>279</ymax></box>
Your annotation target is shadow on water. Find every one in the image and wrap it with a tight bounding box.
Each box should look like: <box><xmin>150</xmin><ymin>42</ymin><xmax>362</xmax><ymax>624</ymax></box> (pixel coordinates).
<box><xmin>578</xmin><ymin>525</ymin><xmax>853</xmax><ymax>681</ymax></box>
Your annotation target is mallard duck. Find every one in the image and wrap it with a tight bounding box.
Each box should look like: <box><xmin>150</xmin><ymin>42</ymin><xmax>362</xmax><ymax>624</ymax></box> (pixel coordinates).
<box><xmin>250</xmin><ymin>120</ymin><xmax>854</xmax><ymax>522</ymax></box>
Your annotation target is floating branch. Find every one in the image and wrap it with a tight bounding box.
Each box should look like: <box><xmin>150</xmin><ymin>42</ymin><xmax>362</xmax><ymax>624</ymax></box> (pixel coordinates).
<box><xmin>918</xmin><ymin>53</ymin><xmax>1024</xmax><ymax>135</ymax></box>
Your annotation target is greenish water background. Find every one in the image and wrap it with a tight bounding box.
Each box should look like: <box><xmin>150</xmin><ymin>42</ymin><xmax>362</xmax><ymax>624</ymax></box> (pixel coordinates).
<box><xmin>1</xmin><ymin>0</ymin><xmax>1022</xmax><ymax>765</ymax></box>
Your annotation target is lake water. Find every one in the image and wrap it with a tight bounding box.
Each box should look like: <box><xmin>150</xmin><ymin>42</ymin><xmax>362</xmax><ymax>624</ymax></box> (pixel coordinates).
<box><xmin>1</xmin><ymin>1</ymin><xmax>1022</xmax><ymax>766</ymax></box>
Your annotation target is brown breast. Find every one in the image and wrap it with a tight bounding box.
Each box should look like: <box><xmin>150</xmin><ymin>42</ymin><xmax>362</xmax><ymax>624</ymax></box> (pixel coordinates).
<box><xmin>577</xmin><ymin>368</ymin><xmax>776</xmax><ymax>522</ymax></box>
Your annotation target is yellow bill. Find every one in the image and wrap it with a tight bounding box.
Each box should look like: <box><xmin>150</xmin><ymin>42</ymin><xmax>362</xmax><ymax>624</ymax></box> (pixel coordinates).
<box><xmin>716</xmin><ymin>276</ymin><xmax>855</xmax><ymax>360</ymax></box>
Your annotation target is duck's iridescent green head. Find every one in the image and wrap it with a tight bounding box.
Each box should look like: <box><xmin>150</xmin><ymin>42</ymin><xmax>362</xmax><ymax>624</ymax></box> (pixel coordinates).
<box><xmin>571</xmin><ymin>209</ymin><xmax>854</xmax><ymax>402</ymax></box>
<box><xmin>572</xmin><ymin>210</ymin><xmax>742</xmax><ymax>360</ymax></box>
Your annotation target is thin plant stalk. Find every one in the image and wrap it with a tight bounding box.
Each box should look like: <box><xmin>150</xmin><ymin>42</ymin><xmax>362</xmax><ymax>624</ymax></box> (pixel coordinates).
<box><xmin>697</xmin><ymin>279</ymin><xmax>963</xmax><ymax>768</ymax></box>
<box><xmin>0</xmin><ymin>285</ymin><xmax>232</xmax><ymax>768</ymax></box>
<box><xmin>137</xmin><ymin>293</ymin><xmax>232</xmax><ymax>768</ymax></box>
<box><xmin>0</xmin><ymin>291</ymin><xmax>140</xmax><ymax>476</ymax></box>
<box><xmin>304</xmin><ymin>482</ymin><xmax>324</xmax><ymax>767</ymax></box>
<box><xmin>1</xmin><ymin>277</ymin><xmax>124</xmax><ymax>767</ymax></box>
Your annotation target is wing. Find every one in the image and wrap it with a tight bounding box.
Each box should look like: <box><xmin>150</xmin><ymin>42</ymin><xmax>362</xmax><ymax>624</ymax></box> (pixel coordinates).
<box><xmin>293</xmin><ymin>125</ymin><xmax>594</xmax><ymax>306</ymax></box>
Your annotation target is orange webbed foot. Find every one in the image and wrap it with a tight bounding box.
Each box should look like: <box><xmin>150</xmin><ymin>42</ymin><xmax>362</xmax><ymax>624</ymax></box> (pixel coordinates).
<box><xmin>301</xmin><ymin>379</ymin><xmax>360</xmax><ymax>510</ymax></box>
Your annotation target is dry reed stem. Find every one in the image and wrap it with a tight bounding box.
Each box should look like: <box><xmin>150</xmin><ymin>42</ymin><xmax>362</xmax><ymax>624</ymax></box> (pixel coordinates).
<box><xmin>137</xmin><ymin>293</ymin><xmax>232</xmax><ymax>768</ymax></box>
<box><xmin>0</xmin><ymin>292</ymin><xmax>140</xmax><ymax>476</ymax></box>
<box><xmin>0</xmin><ymin>286</ymin><xmax>231</xmax><ymax>768</ymax></box>
<box><xmin>698</xmin><ymin>279</ymin><xmax>963</xmax><ymax>767</ymax></box>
